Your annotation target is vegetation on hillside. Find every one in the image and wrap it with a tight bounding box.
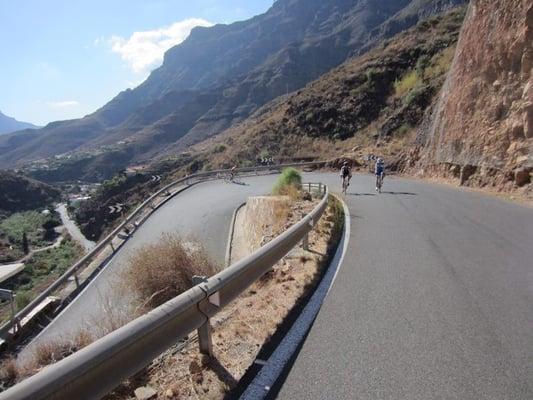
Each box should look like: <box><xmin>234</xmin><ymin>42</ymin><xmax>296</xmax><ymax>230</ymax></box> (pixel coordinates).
<box><xmin>0</xmin><ymin>237</ymin><xmax>82</xmax><ymax>322</ymax></box>
<box><xmin>0</xmin><ymin>170</ymin><xmax>60</xmax><ymax>214</ymax></box>
<box><xmin>0</xmin><ymin>211</ymin><xmax>61</xmax><ymax>263</ymax></box>
<box><xmin>160</xmin><ymin>6</ymin><xmax>466</xmax><ymax>174</ymax></box>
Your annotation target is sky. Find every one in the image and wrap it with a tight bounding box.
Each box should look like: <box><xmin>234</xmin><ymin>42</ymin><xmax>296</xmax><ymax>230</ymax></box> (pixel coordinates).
<box><xmin>0</xmin><ymin>0</ymin><xmax>274</xmax><ymax>126</ymax></box>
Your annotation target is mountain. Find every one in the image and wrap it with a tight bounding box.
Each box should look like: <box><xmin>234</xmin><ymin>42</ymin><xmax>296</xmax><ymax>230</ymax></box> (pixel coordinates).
<box><xmin>173</xmin><ymin>6</ymin><xmax>466</xmax><ymax>171</ymax></box>
<box><xmin>0</xmin><ymin>0</ymin><xmax>466</xmax><ymax>180</ymax></box>
<box><xmin>415</xmin><ymin>0</ymin><xmax>532</xmax><ymax>193</ymax></box>
<box><xmin>0</xmin><ymin>111</ymin><xmax>39</xmax><ymax>135</ymax></box>
<box><xmin>0</xmin><ymin>170</ymin><xmax>60</xmax><ymax>214</ymax></box>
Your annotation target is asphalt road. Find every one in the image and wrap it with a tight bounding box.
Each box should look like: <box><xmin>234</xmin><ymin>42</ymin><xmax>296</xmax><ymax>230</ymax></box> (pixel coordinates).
<box><xmin>24</xmin><ymin>176</ymin><xmax>280</xmax><ymax>354</ymax></box>
<box><xmin>277</xmin><ymin>174</ymin><xmax>533</xmax><ymax>399</ymax></box>
<box><xmin>21</xmin><ymin>172</ymin><xmax>533</xmax><ymax>400</ymax></box>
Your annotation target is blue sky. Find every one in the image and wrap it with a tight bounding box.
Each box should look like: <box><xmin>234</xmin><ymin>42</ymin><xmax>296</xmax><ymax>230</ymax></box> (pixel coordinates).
<box><xmin>0</xmin><ymin>0</ymin><xmax>273</xmax><ymax>126</ymax></box>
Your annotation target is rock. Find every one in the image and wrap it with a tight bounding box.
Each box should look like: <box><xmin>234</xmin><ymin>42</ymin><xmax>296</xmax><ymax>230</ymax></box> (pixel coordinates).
<box><xmin>511</xmin><ymin>123</ymin><xmax>525</xmax><ymax>139</ymax></box>
<box><xmin>449</xmin><ymin>164</ymin><xmax>461</xmax><ymax>178</ymax></box>
<box><xmin>134</xmin><ymin>386</ymin><xmax>157</xmax><ymax>400</ymax></box>
<box><xmin>460</xmin><ymin>165</ymin><xmax>477</xmax><ymax>185</ymax></box>
<box><xmin>524</xmin><ymin>102</ymin><xmax>533</xmax><ymax>138</ymax></box>
<box><xmin>514</xmin><ymin>168</ymin><xmax>531</xmax><ymax>187</ymax></box>
<box><xmin>165</xmin><ymin>389</ymin><xmax>175</xmax><ymax>398</ymax></box>
<box><xmin>302</xmin><ymin>191</ymin><xmax>312</xmax><ymax>201</ymax></box>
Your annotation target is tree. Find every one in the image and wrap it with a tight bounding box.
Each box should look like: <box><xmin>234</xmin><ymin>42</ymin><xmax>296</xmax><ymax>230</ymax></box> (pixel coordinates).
<box><xmin>22</xmin><ymin>232</ymin><xmax>29</xmax><ymax>254</ymax></box>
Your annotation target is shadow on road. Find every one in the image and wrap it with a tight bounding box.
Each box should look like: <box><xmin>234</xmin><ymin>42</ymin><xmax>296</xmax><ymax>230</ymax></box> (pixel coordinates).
<box><xmin>347</xmin><ymin>193</ymin><xmax>376</xmax><ymax>196</ymax></box>
<box><xmin>231</xmin><ymin>181</ymin><xmax>249</xmax><ymax>186</ymax></box>
<box><xmin>381</xmin><ymin>191</ymin><xmax>417</xmax><ymax>196</ymax></box>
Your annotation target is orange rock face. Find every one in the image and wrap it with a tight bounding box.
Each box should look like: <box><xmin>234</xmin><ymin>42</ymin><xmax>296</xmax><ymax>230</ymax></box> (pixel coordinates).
<box><xmin>419</xmin><ymin>0</ymin><xmax>532</xmax><ymax>188</ymax></box>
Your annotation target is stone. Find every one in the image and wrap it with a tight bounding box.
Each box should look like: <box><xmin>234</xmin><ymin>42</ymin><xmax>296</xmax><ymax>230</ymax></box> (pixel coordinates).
<box><xmin>511</xmin><ymin>123</ymin><xmax>525</xmax><ymax>139</ymax></box>
<box><xmin>514</xmin><ymin>168</ymin><xmax>531</xmax><ymax>187</ymax></box>
<box><xmin>134</xmin><ymin>386</ymin><xmax>157</xmax><ymax>400</ymax></box>
<box><xmin>524</xmin><ymin>102</ymin><xmax>533</xmax><ymax>138</ymax></box>
<box><xmin>460</xmin><ymin>165</ymin><xmax>477</xmax><ymax>185</ymax></box>
<box><xmin>164</xmin><ymin>389</ymin><xmax>175</xmax><ymax>398</ymax></box>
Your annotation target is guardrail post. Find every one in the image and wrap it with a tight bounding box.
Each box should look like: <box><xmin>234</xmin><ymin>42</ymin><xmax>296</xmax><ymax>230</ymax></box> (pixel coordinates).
<box><xmin>302</xmin><ymin>232</ymin><xmax>309</xmax><ymax>251</ymax></box>
<box><xmin>318</xmin><ymin>183</ymin><xmax>322</xmax><ymax>194</ymax></box>
<box><xmin>192</xmin><ymin>276</ymin><xmax>213</xmax><ymax>357</ymax></box>
<box><xmin>74</xmin><ymin>274</ymin><xmax>80</xmax><ymax>288</ymax></box>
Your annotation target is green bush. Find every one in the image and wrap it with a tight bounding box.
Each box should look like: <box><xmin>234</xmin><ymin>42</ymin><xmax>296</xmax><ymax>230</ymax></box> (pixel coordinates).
<box><xmin>273</xmin><ymin>168</ymin><xmax>302</xmax><ymax>195</ymax></box>
<box><xmin>212</xmin><ymin>145</ymin><xmax>227</xmax><ymax>154</ymax></box>
<box><xmin>15</xmin><ymin>292</ymin><xmax>31</xmax><ymax>311</ymax></box>
<box><xmin>394</xmin><ymin>70</ymin><xmax>420</xmax><ymax>97</ymax></box>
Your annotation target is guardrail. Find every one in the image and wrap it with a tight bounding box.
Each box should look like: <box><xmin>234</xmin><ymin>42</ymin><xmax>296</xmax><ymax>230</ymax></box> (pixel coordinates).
<box><xmin>0</xmin><ymin>161</ymin><xmax>326</xmax><ymax>340</ymax></box>
<box><xmin>0</xmin><ymin>183</ymin><xmax>329</xmax><ymax>400</ymax></box>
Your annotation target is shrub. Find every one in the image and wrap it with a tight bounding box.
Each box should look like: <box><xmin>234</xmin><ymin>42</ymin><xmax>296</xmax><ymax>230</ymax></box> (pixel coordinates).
<box><xmin>15</xmin><ymin>291</ymin><xmax>31</xmax><ymax>311</ymax></box>
<box><xmin>212</xmin><ymin>145</ymin><xmax>227</xmax><ymax>154</ymax></box>
<box><xmin>397</xmin><ymin>124</ymin><xmax>414</xmax><ymax>136</ymax></box>
<box><xmin>394</xmin><ymin>70</ymin><xmax>420</xmax><ymax>97</ymax></box>
<box><xmin>273</xmin><ymin>168</ymin><xmax>302</xmax><ymax>196</ymax></box>
<box><xmin>124</xmin><ymin>234</ymin><xmax>219</xmax><ymax>309</ymax></box>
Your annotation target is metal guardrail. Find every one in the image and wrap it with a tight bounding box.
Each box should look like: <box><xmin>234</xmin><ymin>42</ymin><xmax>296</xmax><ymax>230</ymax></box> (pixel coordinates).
<box><xmin>0</xmin><ymin>161</ymin><xmax>326</xmax><ymax>339</ymax></box>
<box><xmin>0</xmin><ymin>183</ymin><xmax>329</xmax><ymax>400</ymax></box>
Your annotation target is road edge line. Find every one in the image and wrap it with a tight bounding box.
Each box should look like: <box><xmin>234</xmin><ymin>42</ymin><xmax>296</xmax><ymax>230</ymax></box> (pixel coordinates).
<box><xmin>239</xmin><ymin>193</ymin><xmax>351</xmax><ymax>399</ymax></box>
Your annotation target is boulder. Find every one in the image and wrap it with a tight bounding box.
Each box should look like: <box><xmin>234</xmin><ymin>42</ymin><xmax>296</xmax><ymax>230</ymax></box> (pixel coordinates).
<box><xmin>134</xmin><ymin>386</ymin><xmax>157</xmax><ymax>400</ymax></box>
<box><xmin>514</xmin><ymin>168</ymin><xmax>531</xmax><ymax>187</ymax></box>
<box><xmin>460</xmin><ymin>165</ymin><xmax>477</xmax><ymax>185</ymax></box>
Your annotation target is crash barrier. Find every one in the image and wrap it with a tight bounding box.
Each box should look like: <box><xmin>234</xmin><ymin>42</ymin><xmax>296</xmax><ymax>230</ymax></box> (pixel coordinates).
<box><xmin>0</xmin><ymin>162</ymin><xmax>325</xmax><ymax>340</ymax></box>
<box><xmin>0</xmin><ymin>183</ymin><xmax>328</xmax><ymax>400</ymax></box>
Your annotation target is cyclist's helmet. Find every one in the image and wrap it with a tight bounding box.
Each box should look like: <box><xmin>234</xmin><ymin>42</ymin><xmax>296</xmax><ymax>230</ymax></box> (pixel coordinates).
<box><xmin>343</xmin><ymin>161</ymin><xmax>349</xmax><ymax>166</ymax></box>
<box><xmin>377</xmin><ymin>158</ymin><xmax>383</xmax><ymax>163</ymax></box>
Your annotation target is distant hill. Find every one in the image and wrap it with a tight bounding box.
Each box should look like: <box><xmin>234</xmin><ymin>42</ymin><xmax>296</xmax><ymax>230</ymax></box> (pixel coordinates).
<box><xmin>0</xmin><ymin>0</ymin><xmax>466</xmax><ymax>179</ymax></box>
<box><xmin>0</xmin><ymin>170</ymin><xmax>60</xmax><ymax>214</ymax></box>
<box><xmin>0</xmin><ymin>111</ymin><xmax>39</xmax><ymax>135</ymax></box>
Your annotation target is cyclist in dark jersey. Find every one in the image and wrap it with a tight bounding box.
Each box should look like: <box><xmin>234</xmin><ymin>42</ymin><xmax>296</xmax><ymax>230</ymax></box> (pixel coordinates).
<box><xmin>340</xmin><ymin>161</ymin><xmax>352</xmax><ymax>193</ymax></box>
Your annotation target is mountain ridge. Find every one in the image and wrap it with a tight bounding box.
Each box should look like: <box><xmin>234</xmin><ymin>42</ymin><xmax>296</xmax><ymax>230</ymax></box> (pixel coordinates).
<box><xmin>0</xmin><ymin>111</ymin><xmax>40</xmax><ymax>135</ymax></box>
<box><xmin>0</xmin><ymin>0</ymin><xmax>466</xmax><ymax>180</ymax></box>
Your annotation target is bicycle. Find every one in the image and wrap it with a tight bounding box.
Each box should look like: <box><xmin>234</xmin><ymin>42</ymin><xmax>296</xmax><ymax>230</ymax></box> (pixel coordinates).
<box><xmin>342</xmin><ymin>176</ymin><xmax>350</xmax><ymax>195</ymax></box>
<box><xmin>375</xmin><ymin>173</ymin><xmax>384</xmax><ymax>193</ymax></box>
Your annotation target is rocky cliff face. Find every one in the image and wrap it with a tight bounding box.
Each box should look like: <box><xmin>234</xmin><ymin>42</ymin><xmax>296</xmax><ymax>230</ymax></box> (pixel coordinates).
<box><xmin>416</xmin><ymin>0</ymin><xmax>533</xmax><ymax>192</ymax></box>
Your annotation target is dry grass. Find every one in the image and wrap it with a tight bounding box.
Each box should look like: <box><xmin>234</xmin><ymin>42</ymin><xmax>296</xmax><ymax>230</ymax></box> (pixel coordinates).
<box><xmin>124</xmin><ymin>234</ymin><xmax>219</xmax><ymax>310</ymax></box>
<box><xmin>0</xmin><ymin>357</ymin><xmax>19</xmax><ymax>386</ymax></box>
<box><xmin>394</xmin><ymin>70</ymin><xmax>420</xmax><ymax>97</ymax></box>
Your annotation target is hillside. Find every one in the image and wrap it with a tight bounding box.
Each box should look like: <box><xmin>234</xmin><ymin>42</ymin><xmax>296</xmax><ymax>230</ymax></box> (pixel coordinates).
<box><xmin>0</xmin><ymin>171</ymin><xmax>60</xmax><ymax>214</ymax></box>
<box><xmin>169</xmin><ymin>7</ymin><xmax>466</xmax><ymax>172</ymax></box>
<box><xmin>0</xmin><ymin>0</ymin><xmax>465</xmax><ymax>181</ymax></box>
<box><xmin>0</xmin><ymin>111</ymin><xmax>39</xmax><ymax>135</ymax></box>
<box><xmin>414</xmin><ymin>0</ymin><xmax>532</xmax><ymax>195</ymax></box>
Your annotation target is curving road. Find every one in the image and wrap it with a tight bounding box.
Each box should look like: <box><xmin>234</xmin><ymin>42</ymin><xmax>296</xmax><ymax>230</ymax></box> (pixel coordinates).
<box><xmin>278</xmin><ymin>174</ymin><xmax>533</xmax><ymax>399</ymax></box>
<box><xmin>21</xmin><ymin>173</ymin><xmax>533</xmax><ymax>399</ymax></box>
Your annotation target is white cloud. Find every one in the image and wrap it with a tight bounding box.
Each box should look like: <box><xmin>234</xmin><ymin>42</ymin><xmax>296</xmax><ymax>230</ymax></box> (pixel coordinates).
<box><xmin>109</xmin><ymin>18</ymin><xmax>213</xmax><ymax>74</ymax></box>
<box><xmin>46</xmin><ymin>100</ymin><xmax>80</xmax><ymax>108</ymax></box>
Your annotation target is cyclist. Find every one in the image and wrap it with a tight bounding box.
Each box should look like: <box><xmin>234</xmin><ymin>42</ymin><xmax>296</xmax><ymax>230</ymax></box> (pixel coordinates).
<box><xmin>229</xmin><ymin>165</ymin><xmax>237</xmax><ymax>182</ymax></box>
<box><xmin>375</xmin><ymin>157</ymin><xmax>385</xmax><ymax>192</ymax></box>
<box><xmin>340</xmin><ymin>161</ymin><xmax>352</xmax><ymax>194</ymax></box>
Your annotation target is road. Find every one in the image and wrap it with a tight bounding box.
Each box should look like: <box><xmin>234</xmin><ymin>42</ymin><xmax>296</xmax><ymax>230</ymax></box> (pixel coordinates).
<box><xmin>56</xmin><ymin>203</ymin><xmax>95</xmax><ymax>252</ymax></box>
<box><xmin>21</xmin><ymin>173</ymin><xmax>533</xmax><ymax>400</ymax></box>
<box><xmin>23</xmin><ymin>177</ymin><xmax>279</xmax><ymax>354</ymax></box>
<box><xmin>277</xmin><ymin>174</ymin><xmax>533</xmax><ymax>399</ymax></box>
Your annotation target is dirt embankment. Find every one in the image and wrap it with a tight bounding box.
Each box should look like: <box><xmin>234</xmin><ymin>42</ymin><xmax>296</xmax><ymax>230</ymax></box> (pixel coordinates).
<box><xmin>414</xmin><ymin>0</ymin><xmax>533</xmax><ymax>197</ymax></box>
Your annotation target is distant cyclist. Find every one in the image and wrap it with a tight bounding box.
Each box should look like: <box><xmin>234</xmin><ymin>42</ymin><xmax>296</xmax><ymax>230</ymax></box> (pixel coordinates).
<box><xmin>340</xmin><ymin>161</ymin><xmax>352</xmax><ymax>194</ymax></box>
<box><xmin>375</xmin><ymin>157</ymin><xmax>385</xmax><ymax>192</ymax></box>
<box><xmin>229</xmin><ymin>165</ymin><xmax>237</xmax><ymax>182</ymax></box>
